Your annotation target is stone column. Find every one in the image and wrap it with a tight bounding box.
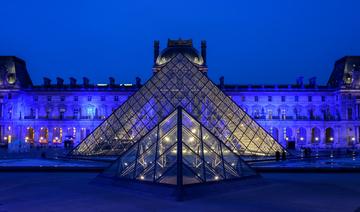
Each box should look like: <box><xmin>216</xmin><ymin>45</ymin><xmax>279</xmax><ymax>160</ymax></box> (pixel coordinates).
<box><xmin>48</xmin><ymin>126</ymin><xmax>53</xmax><ymax>146</ymax></box>
<box><xmin>320</xmin><ymin>128</ymin><xmax>326</xmax><ymax>148</ymax></box>
<box><xmin>306</xmin><ymin>127</ymin><xmax>312</xmax><ymax>147</ymax></box>
<box><xmin>334</xmin><ymin>126</ymin><xmax>339</xmax><ymax>148</ymax></box>
<box><xmin>76</xmin><ymin>127</ymin><xmax>81</xmax><ymax>144</ymax></box>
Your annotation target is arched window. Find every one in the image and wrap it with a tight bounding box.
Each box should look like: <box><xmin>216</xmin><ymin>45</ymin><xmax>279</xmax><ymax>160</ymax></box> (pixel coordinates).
<box><xmin>311</xmin><ymin>127</ymin><xmax>320</xmax><ymax>143</ymax></box>
<box><xmin>297</xmin><ymin>127</ymin><xmax>306</xmax><ymax>143</ymax></box>
<box><xmin>52</xmin><ymin>127</ymin><xmax>63</xmax><ymax>144</ymax></box>
<box><xmin>86</xmin><ymin>105</ymin><xmax>95</xmax><ymax>119</ymax></box>
<box><xmin>284</xmin><ymin>127</ymin><xmax>293</xmax><ymax>141</ymax></box>
<box><xmin>25</xmin><ymin>127</ymin><xmax>35</xmax><ymax>144</ymax></box>
<box><xmin>39</xmin><ymin>127</ymin><xmax>49</xmax><ymax>144</ymax></box>
<box><xmin>325</xmin><ymin>128</ymin><xmax>334</xmax><ymax>144</ymax></box>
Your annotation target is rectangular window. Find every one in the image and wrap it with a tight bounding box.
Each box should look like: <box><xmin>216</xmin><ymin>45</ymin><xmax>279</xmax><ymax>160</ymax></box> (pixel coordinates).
<box><xmin>88</xmin><ymin>96</ymin><xmax>92</xmax><ymax>101</ymax></box>
<box><xmin>101</xmin><ymin>96</ymin><xmax>105</xmax><ymax>101</ymax></box>
<box><xmin>74</xmin><ymin>96</ymin><xmax>78</xmax><ymax>101</ymax></box>
<box><xmin>254</xmin><ymin>110</ymin><xmax>260</xmax><ymax>119</ymax></box>
<box><xmin>241</xmin><ymin>96</ymin><xmax>245</xmax><ymax>102</ymax></box>
<box><xmin>348</xmin><ymin>108</ymin><xmax>353</xmax><ymax>120</ymax></box>
<box><xmin>73</xmin><ymin>108</ymin><xmax>79</xmax><ymax>118</ymax></box>
<box><xmin>268</xmin><ymin>96</ymin><xmax>272</xmax><ymax>102</ymax></box>
<box><xmin>321</xmin><ymin>96</ymin><xmax>325</xmax><ymax>102</ymax></box>
<box><xmin>254</xmin><ymin>96</ymin><xmax>258</xmax><ymax>102</ymax></box>
<box><xmin>281</xmin><ymin>109</ymin><xmax>286</xmax><ymax>120</ymax></box>
<box><xmin>33</xmin><ymin>96</ymin><xmax>38</xmax><ymax>101</ymax></box>
<box><xmin>295</xmin><ymin>96</ymin><xmax>299</xmax><ymax>102</ymax></box>
<box><xmin>308</xmin><ymin>96</ymin><xmax>312</xmax><ymax>102</ymax></box>
<box><xmin>8</xmin><ymin>93</ymin><xmax>12</xmax><ymax>99</ymax></box>
<box><xmin>267</xmin><ymin>110</ymin><xmax>273</xmax><ymax>120</ymax></box>
<box><xmin>281</xmin><ymin>96</ymin><xmax>286</xmax><ymax>102</ymax></box>
<box><xmin>114</xmin><ymin>96</ymin><xmax>119</xmax><ymax>101</ymax></box>
<box><xmin>47</xmin><ymin>96</ymin><xmax>52</xmax><ymax>101</ymax></box>
<box><xmin>60</xmin><ymin>96</ymin><xmax>65</xmax><ymax>101</ymax></box>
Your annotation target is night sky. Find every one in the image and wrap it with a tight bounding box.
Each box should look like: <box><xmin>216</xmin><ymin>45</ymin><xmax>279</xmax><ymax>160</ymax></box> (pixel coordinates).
<box><xmin>1</xmin><ymin>0</ymin><xmax>359</xmax><ymax>85</ymax></box>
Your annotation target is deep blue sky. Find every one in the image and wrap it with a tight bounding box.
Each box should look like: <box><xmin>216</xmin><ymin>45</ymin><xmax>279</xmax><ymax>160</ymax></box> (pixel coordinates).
<box><xmin>1</xmin><ymin>0</ymin><xmax>360</xmax><ymax>85</ymax></box>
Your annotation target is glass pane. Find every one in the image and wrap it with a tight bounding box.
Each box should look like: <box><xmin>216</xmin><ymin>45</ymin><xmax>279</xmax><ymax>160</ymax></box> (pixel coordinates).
<box><xmin>155</xmin><ymin>145</ymin><xmax>178</xmax><ymax>184</ymax></box>
<box><xmin>183</xmin><ymin>164</ymin><xmax>203</xmax><ymax>185</ymax></box>
<box><xmin>182</xmin><ymin>144</ymin><xmax>205</xmax><ymax>182</ymax></box>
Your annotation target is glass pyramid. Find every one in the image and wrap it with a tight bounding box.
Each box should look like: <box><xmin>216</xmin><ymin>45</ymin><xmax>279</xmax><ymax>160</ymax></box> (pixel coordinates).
<box><xmin>101</xmin><ymin>107</ymin><xmax>257</xmax><ymax>185</ymax></box>
<box><xmin>70</xmin><ymin>52</ymin><xmax>285</xmax><ymax>160</ymax></box>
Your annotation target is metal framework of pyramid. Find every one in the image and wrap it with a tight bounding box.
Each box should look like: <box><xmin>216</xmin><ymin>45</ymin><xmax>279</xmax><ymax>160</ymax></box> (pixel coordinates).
<box><xmin>101</xmin><ymin>107</ymin><xmax>257</xmax><ymax>186</ymax></box>
<box><xmin>70</xmin><ymin>51</ymin><xmax>285</xmax><ymax>160</ymax></box>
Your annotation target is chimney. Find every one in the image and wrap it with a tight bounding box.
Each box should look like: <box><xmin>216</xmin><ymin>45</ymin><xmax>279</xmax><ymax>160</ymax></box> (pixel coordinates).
<box><xmin>154</xmin><ymin>40</ymin><xmax>160</xmax><ymax>63</ymax></box>
<box><xmin>83</xmin><ymin>77</ymin><xmax>89</xmax><ymax>87</ymax></box>
<box><xmin>69</xmin><ymin>77</ymin><xmax>77</xmax><ymax>87</ymax></box>
<box><xmin>109</xmin><ymin>77</ymin><xmax>115</xmax><ymax>87</ymax></box>
<box><xmin>309</xmin><ymin>77</ymin><xmax>317</xmax><ymax>87</ymax></box>
<box><xmin>296</xmin><ymin>76</ymin><xmax>304</xmax><ymax>87</ymax></box>
<box><xmin>43</xmin><ymin>77</ymin><xmax>51</xmax><ymax>87</ymax></box>
<box><xmin>136</xmin><ymin>77</ymin><xmax>141</xmax><ymax>88</ymax></box>
<box><xmin>201</xmin><ymin>40</ymin><xmax>207</xmax><ymax>64</ymax></box>
<box><xmin>219</xmin><ymin>76</ymin><xmax>224</xmax><ymax>89</ymax></box>
<box><xmin>56</xmin><ymin>77</ymin><xmax>64</xmax><ymax>87</ymax></box>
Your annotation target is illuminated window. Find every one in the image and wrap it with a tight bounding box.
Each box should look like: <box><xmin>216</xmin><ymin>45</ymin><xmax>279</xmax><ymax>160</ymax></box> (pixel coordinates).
<box><xmin>25</xmin><ymin>127</ymin><xmax>35</xmax><ymax>144</ymax></box>
<box><xmin>52</xmin><ymin>127</ymin><xmax>63</xmax><ymax>144</ymax></box>
<box><xmin>39</xmin><ymin>127</ymin><xmax>49</xmax><ymax>144</ymax></box>
<box><xmin>67</xmin><ymin>127</ymin><xmax>76</xmax><ymax>139</ymax></box>
<box><xmin>87</xmin><ymin>107</ymin><xmax>95</xmax><ymax>119</ymax></box>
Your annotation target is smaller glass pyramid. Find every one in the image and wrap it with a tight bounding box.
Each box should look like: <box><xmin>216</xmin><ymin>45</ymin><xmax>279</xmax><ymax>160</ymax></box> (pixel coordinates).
<box><xmin>101</xmin><ymin>107</ymin><xmax>257</xmax><ymax>186</ymax></box>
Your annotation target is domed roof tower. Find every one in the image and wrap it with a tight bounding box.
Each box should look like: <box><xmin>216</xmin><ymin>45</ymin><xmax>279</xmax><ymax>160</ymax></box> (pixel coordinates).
<box><xmin>153</xmin><ymin>39</ymin><xmax>208</xmax><ymax>73</ymax></box>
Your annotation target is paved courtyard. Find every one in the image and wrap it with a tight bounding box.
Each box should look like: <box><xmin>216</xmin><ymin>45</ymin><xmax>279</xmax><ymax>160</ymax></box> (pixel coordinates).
<box><xmin>0</xmin><ymin>172</ymin><xmax>359</xmax><ymax>211</ymax></box>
